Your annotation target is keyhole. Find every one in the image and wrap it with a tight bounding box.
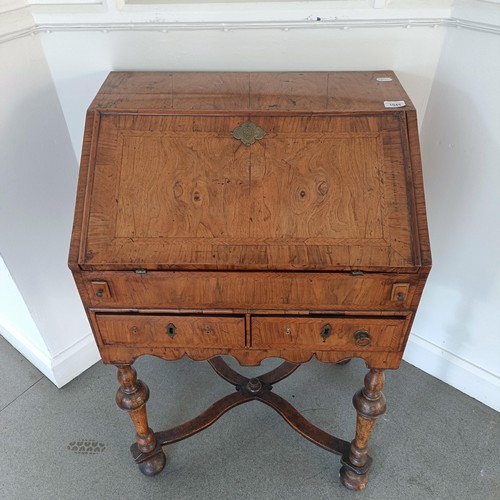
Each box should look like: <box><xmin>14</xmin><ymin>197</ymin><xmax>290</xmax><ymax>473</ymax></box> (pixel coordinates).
<box><xmin>166</xmin><ymin>323</ymin><xmax>176</xmax><ymax>338</ymax></box>
<box><xmin>320</xmin><ymin>324</ymin><xmax>332</xmax><ymax>342</ymax></box>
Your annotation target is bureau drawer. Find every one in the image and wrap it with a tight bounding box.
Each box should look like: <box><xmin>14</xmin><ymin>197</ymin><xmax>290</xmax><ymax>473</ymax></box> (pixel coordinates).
<box><xmin>95</xmin><ymin>314</ymin><xmax>245</xmax><ymax>348</ymax></box>
<box><xmin>83</xmin><ymin>271</ymin><xmax>418</xmax><ymax>311</ymax></box>
<box><xmin>251</xmin><ymin>316</ymin><xmax>406</xmax><ymax>351</ymax></box>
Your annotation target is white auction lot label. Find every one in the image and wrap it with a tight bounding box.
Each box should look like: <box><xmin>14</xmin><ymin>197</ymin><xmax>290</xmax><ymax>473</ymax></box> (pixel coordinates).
<box><xmin>384</xmin><ymin>100</ymin><xmax>406</xmax><ymax>108</ymax></box>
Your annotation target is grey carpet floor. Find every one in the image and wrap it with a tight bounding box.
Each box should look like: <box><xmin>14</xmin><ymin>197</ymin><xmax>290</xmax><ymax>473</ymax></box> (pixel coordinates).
<box><xmin>0</xmin><ymin>335</ymin><xmax>498</xmax><ymax>500</ymax></box>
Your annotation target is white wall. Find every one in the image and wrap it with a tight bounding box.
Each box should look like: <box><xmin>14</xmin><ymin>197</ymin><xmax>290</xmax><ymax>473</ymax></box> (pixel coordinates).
<box><xmin>1</xmin><ymin>0</ymin><xmax>499</xmax><ymax>410</ymax></box>
<box><xmin>0</xmin><ymin>2</ymin><xmax>49</xmax><ymax>362</ymax></box>
<box><xmin>0</xmin><ymin>2</ymin><xmax>99</xmax><ymax>387</ymax></box>
<box><xmin>0</xmin><ymin>255</ymin><xmax>50</xmax><ymax>358</ymax></box>
<box><xmin>405</xmin><ymin>11</ymin><xmax>500</xmax><ymax>410</ymax></box>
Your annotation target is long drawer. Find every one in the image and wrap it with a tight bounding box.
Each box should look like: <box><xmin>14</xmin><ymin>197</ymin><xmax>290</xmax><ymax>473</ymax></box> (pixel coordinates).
<box><xmin>83</xmin><ymin>271</ymin><xmax>418</xmax><ymax>311</ymax></box>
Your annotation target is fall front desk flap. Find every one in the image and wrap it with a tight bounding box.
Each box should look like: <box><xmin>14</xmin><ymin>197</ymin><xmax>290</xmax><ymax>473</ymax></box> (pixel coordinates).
<box><xmin>73</xmin><ymin>71</ymin><xmax>430</xmax><ymax>272</ymax></box>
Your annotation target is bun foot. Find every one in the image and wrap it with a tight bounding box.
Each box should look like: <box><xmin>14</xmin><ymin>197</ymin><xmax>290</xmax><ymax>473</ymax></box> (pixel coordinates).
<box><xmin>339</xmin><ymin>465</ymin><xmax>368</xmax><ymax>491</ymax></box>
<box><xmin>138</xmin><ymin>450</ymin><xmax>167</xmax><ymax>476</ymax></box>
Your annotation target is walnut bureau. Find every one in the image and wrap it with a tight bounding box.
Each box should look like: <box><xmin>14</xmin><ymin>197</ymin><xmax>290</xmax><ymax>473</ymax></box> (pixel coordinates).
<box><xmin>69</xmin><ymin>71</ymin><xmax>431</xmax><ymax>491</ymax></box>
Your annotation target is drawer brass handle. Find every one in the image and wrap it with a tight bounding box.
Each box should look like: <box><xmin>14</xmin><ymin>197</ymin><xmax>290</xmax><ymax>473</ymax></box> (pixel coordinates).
<box><xmin>354</xmin><ymin>329</ymin><xmax>371</xmax><ymax>347</ymax></box>
<box><xmin>320</xmin><ymin>323</ymin><xmax>332</xmax><ymax>342</ymax></box>
<box><xmin>166</xmin><ymin>323</ymin><xmax>176</xmax><ymax>339</ymax></box>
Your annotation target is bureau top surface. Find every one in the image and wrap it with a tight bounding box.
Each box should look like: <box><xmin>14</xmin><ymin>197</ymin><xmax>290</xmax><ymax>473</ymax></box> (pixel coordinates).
<box><xmin>71</xmin><ymin>71</ymin><xmax>430</xmax><ymax>273</ymax></box>
<box><xmin>89</xmin><ymin>71</ymin><xmax>414</xmax><ymax>113</ymax></box>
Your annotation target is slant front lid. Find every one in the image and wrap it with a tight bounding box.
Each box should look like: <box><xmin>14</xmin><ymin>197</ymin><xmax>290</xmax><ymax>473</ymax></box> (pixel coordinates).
<box><xmin>78</xmin><ymin>109</ymin><xmax>419</xmax><ymax>271</ymax></box>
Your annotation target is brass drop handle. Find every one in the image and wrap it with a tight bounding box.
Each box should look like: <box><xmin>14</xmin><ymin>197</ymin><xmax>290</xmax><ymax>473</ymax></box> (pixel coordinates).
<box><xmin>166</xmin><ymin>323</ymin><xmax>176</xmax><ymax>339</ymax></box>
<box><xmin>320</xmin><ymin>323</ymin><xmax>332</xmax><ymax>342</ymax></box>
<box><xmin>354</xmin><ymin>329</ymin><xmax>371</xmax><ymax>347</ymax></box>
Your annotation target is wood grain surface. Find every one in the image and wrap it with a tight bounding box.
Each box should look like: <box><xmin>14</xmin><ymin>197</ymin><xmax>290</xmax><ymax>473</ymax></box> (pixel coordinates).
<box><xmin>69</xmin><ymin>72</ymin><xmax>432</xmax><ymax>488</ymax></box>
<box><xmin>90</xmin><ymin>71</ymin><xmax>414</xmax><ymax>113</ymax></box>
<box><xmin>82</xmin><ymin>271</ymin><xmax>419</xmax><ymax>311</ymax></box>
<box><xmin>251</xmin><ymin>316</ymin><xmax>405</xmax><ymax>351</ymax></box>
<box><xmin>97</xmin><ymin>314</ymin><xmax>245</xmax><ymax>349</ymax></box>
<box><xmin>69</xmin><ymin>71</ymin><xmax>431</xmax><ymax>369</ymax></box>
<box><xmin>79</xmin><ymin>113</ymin><xmax>415</xmax><ymax>271</ymax></box>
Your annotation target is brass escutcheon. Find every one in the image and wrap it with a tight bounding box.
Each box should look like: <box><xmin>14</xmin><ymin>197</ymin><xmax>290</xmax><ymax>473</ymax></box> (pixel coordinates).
<box><xmin>166</xmin><ymin>323</ymin><xmax>176</xmax><ymax>339</ymax></box>
<box><xmin>231</xmin><ymin>121</ymin><xmax>267</xmax><ymax>146</ymax></box>
<box><xmin>320</xmin><ymin>323</ymin><xmax>332</xmax><ymax>342</ymax></box>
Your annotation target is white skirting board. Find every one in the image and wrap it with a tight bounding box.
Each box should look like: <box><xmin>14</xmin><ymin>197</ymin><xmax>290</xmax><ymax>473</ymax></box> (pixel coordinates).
<box><xmin>50</xmin><ymin>334</ymin><xmax>101</xmax><ymax>387</ymax></box>
<box><xmin>0</xmin><ymin>325</ymin><xmax>100</xmax><ymax>388</ymax></box>
<box><xmin>404</xmin><ymin>333</ymin><xmax>500</xmax><ymax>412</ymax></box>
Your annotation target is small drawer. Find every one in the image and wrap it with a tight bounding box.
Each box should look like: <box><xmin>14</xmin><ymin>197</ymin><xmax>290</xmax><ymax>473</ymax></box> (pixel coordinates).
<box><xmin>95</xmin><ymin>314</ymin><xmax>245</xmax><ymax>348</ymax></box>
<box><xmin>251</xmin><ymin>316</ymin><xmax>406</xmax><ymax>352</ymax></box>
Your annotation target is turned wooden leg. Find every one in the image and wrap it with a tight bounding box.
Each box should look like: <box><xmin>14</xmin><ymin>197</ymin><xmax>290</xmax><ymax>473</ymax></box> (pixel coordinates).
<box><xmin>340</xmin><ymin>369</ymin><xmax>386</xmax><ymax>491</ymax></box>
<box><xmin>115</xmin><ymin>364</ymin><xmax>166</xmax><ymax>476</ymax></box>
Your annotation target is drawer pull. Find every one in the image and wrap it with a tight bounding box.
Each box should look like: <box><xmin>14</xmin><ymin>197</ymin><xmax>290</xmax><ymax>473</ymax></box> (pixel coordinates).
<box><xmin>91</xmin><ymin>281</ymin><xmax>111</xmax><ymax>299</ymax></box>
<box><xmin>354</xmin><ymin>329</ymin><xmax>371</xmax><ymax>347</ymax></box>
<box><xmin>166</xmin><ymin>323</ymin><xmax>177</xmax><ymax>339</ymax></box>
<box><xmin>391</xmin><ymin>283</ymin><xmax>410</xmax><ymax>302</ymax></box>
<box><xmin>320</xmin><ymin>323</ymin><xmax>332</xmax><ymax>342</ymax></box>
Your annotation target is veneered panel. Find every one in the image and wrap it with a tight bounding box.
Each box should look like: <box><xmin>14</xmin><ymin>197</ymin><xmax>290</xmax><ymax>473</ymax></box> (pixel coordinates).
<box><xmin>96</xmin><ymin>314</ymin><xmax>245</xmax><ymax>348</ymax></box>
<box><xmin>81</xmin><ymin>113</ymin><xmax>415</xmax><ymax>271</ymax></box>
<box><xmin>251</xmin><ymin>316</ymin><xmax>405</xmax><ymax>351</ymax></box>
<box><xmin>82</xmin><ymin>271</ymin><xmax>419</xmax><ymax>311</ymax></box>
